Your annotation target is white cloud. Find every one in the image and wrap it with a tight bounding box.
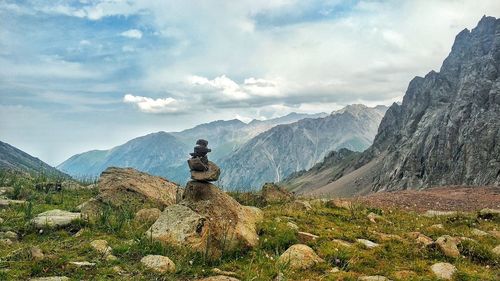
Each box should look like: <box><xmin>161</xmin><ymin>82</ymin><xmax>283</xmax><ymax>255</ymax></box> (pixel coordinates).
<box><xmin>120</xmin><ymin>29</ymin><xmax>143</xmax><ymax>39</ymax></box>
<box><xmin>123</xmin><ymin>94</ymin><xmax>181</xmax><ymax>114</ymax></box>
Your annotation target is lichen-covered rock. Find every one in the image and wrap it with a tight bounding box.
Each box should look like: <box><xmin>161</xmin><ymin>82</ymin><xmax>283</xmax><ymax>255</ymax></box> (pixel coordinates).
<box><xmin>431</xmin><ymin>262</ymin><xmax>457</xmax><ymax>280</ymax></box>
<box><xmin>31</xmin><ymin>210</ymin><xmax>81</xmax><ymax>228</ymax></box>
<box><xmin>140</xmin><ymin>255</ymin><xmax>176</xmax><ymax>273</ymax></box>
<box><xmin>278</xmin><ymin>244</ymin><xmax>324</xmax><ymax>270</ymax></box>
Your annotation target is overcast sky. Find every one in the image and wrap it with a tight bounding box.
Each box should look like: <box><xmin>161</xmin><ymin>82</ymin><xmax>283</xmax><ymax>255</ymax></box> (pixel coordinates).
<box><xmin>1</xmin><ymin>0</ymin><xmax>499</xmax><ymax>166</ymax></box>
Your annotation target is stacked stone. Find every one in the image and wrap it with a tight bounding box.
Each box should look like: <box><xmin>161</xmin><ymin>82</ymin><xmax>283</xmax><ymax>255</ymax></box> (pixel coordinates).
<box><xmin>187</xmin><ymin>139</ymin><xmax>220</xmax><ymax>182</ymax></box>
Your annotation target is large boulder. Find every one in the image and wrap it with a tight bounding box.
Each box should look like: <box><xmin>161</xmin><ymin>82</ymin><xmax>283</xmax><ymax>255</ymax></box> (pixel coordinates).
<box><xmin>182</xmin><ymin>181</ymin><xmax>262</xmax><ymax>254</ymax></box>
<box><xmin>261</xmin><ymin>183</ymin><xmax>293</xmax><ymax>204</ymax></box>
<box><xmin>80</xmin><ymin>167</ymin><xmax>178</xmax><ymax>215</ymax></box>
<box><xmin>190</xmin><ymin>161</ymin><xmax>220</xmax><ymax>182</ymax></box>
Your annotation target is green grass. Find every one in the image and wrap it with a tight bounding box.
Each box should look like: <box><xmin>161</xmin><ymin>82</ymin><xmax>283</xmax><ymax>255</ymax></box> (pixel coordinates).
<box><xmin>0</xmin><ymin>172</ymin><xmax>498</xmax><ymax>280</ymax></box>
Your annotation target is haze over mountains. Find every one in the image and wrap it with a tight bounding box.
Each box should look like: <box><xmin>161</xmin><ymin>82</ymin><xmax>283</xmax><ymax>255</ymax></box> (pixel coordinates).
<box><xmin>286</xmin><ymin>16</ymin><xmax>500</xmax><ymax>196</ymax></box>
<box><xmin>219</xmin><ymin>105</ymin><xmax>387</xmax><ymax>190</ymax></box>
<box><xmin>57</xmin><ymin>112</ymin><xmax>328</xmax><ymax>183</ymax></box>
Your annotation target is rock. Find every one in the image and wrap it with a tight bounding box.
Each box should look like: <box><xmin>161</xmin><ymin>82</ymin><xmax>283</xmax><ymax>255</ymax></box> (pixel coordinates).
<box><xmin>134</xmin><ymin>208</ymin><xmax>161</xmax><ymax>225</ymax></box>
<box><xmin>367</xmin><ymin>212</ymin><xmax>388</xmax><ymax>223</ymax></box>
<box><xmin>430</xmin><ymin>262</ymin><xmax>457</xmax><ymax>280</ymax></box>
<box><xmin>329</xmin><ymin>267</ymin><xmax>340</xmax><ymax>273</ymax></box>
<box><xmin>372</xmin><ymin>231</ymin><xmax>402</xmax><ymax>242</ymax></box>
<box><xmin>489</xmin><ymin>230</ymin><xmax>500</xmax><ymax>239</ymax></box>
<box><xmin>356</xmin><ymin>239</ymin><xmax>379</xmax><ymax>249</ymax></box>
<box><xmin>0</xmin><ymin>217</ymin><xmax>4</xmax><ymax>224</ymax></box>
<box><xmin>0</xmin><ymin>238</ymin><xmax>13</xmax><ymax>246</ymax></box>
<box><xmin>478</xmin><ymin>208</ymin><xmax>500</xmax><ymax>219</ymax></box>
<box><xmin>0</xmin><ymin>231</ymin><xmax>18</xmax><ymax>240</ymax></box>
<box><xmin>106</xmin><ymin>254</ymin><xmax>118</xmax><ymax>261</ymax></box>
<box><xmin>69</xmin><ymin>261</ymin><xmax>96</xmax><ymax>267</ymax></box>
<box><xmin>74</xmin><ymin>228</ymin><xmax>85</xmax><ymax>238</ymax></box>
<box><xmin>31</xmin><ymin>210</ymin><xmax>81</xmax><ymax>228</ymax></box>
<box><xmin>423</xmin><ymin>210</ymin><xmax>457</xmax><ymax>217</ymax></box>
<box><xmin>471</xmin><ymin>228</ymin><xmax>489</xmax><ymax>236</ymax></box>
<box><xmin>90</xmin><ymin>239</ymin><xmax>112</xmax><ymax>256</ymax></box>
<box><xmin>29</xmin><ymin>277</ymin><xmax>69</xmax><ymax>281</ymax></box>
<box><xmin>212</xmin><ymin>268</ymin><xmax>239</xmax><ymax>278</ymax></box>
<box><xmin>195</xmin><ymin>276</ymin><xmax>240</xmax><ymax>281</ymax></box>
<box><xmin>429</xmin><ymin>224</ymin><xmax>444</xmax><ymax>230</ymax></box>
<box><xmin>274</xmin><ymin>272</ymin><xmax>285</xmax><ymax>281</ymax></box>
<box><xmin>278</xmin><ymin>244</ymin><xmax>324</xmax><ymax>270</ymax></box>
<box><xmin>81</xmin><ymin>167</ymin><xmax>178</xmax><ymax>216</ymax></box>
<box><xmin>147</xmin><ymin>204</ymin><xmax>207</xmax><ymax>250</ymax></box>
<box><xmin>30</xmin><ymin>246</ymin><xmax>44</xmax><ymax>260</ymax></box>
<box><xmin>435</xmin><ymin>235</ymin><xmax>460</xmax><ymax>258</ymax></box>
<box><xmin>181</xmin><ymin>181</ymin><xmax>262</xmax><ymax>255</ymax></box>
<box><xmin>287</xmin><ymin>222</ymin><xmax>299</xmax><ymax>231</ymax></box>
<box><xmin>261</xmin><ymin>183</ymin><xmax>293</xmax><ymax>204</ymax></box>
<box><xmin>190</xmin><ymin>161</ymin><xmax>220</xmax><ymax>182</ymax></box>
<box><xmin>140</xmin><ymin>255</ymin><xmax>176</xmax><ymax>273</ymax></box>
<box><xmin>287</xmin><ymin>200</ymin><xmax>312</xmax><ymax>211</ymax></box>
<box><xmin>358</xmin><ymin>276</ymin><xmax>391</xmax><ymax>281</ymax></box>
<box><xmin>492</xmin><ymin>245</ymin><xmax>500</xmax><ymax>255</ymax></box>
<box><xmin>298</xmin><ymin>231</ymin><xmax>319</xmax><ymax>243</ymax></box>
<box><xmin>407</xmin><ymin>232</ymin><xmax>434</xmax><ymax>246</ymax></box>
<box><xmin>0</xmin><ymin>198</ymin><xmax>26</xmax><ymax>208</ymax></box>
<box><xmin>326</xmin><ymin>199</ymin><xmax>352</xmax><ymax>209</ymax></box>
<box><xmin>0</xmin><ymin>186</ymin><xmax>14</xmax><ymax>195</ymax></box>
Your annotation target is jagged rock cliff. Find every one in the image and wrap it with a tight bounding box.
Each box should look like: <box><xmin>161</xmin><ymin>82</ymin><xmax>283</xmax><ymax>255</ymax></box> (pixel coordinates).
<box><xmin>219</xmin><ymin>105</ymin><xmax>387</xmax><ymax>190</ymax></box>
<box><xmin>289</xmin><ymin>16</ymin><xmax>500</xmax><ymax>196</ymax></box>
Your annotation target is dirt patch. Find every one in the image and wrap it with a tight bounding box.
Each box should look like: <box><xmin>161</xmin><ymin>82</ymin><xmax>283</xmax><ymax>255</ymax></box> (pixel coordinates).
<box><xmin>351</xmin><ymin>186</ymin><xmax>500</xmax><ymax>212</ymax></box>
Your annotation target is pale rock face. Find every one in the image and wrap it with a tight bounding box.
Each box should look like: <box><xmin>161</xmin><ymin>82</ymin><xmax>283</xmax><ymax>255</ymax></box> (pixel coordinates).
<box><xmin>31</xmin><ymin>210</ymin><xmax>81</xmax><ymax>228</ymax></box>
<box><xmin>140</xmin><ymin>255</ymin><xmax>176</xmax><ymax>273</ymax></box>
<box><xmin>431</xmin><ymin>262</ymin><xmax>457</xmax><ymax>280</ymax></box>
<box><xmin>278</xmin><ymin>244</ymin><xmax>324</xmax><ymax>270</ymax></box>
<box><xmin>356</xmin><ymin>239</ymin><xmax>379</xmax><ymax>249</ymax></box>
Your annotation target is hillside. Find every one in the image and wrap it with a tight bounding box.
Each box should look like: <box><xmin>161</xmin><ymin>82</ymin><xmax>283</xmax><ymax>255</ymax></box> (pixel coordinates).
<box><xmin>0</xmin><ymin>140</ymin><xmax>68</xmax><ymax>178</ymax></box>
<box><xmin>219</xmin><ymin>105</ymin><xmax>387</xmax><ymax>190</ymax></box>
<box><xmin>58</xmin><ymin>112</ymin><xmax>326</xmax><ymax>183</ymax></box>
<box><xmin>287</xmin><ymin>16</ymin><xmax>500</xmax><ymax>196</ymax></box>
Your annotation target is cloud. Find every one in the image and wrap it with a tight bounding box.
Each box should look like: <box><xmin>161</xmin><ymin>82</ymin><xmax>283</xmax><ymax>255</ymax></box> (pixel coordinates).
<box><xmin>123</xmin><ymin>94</ymin><xmax>182</xmax><ymax>114</ymax></box>
<box><xmin>120</xmin><ymin>29</ymin><xmax>143</xmax><ymax>39</ymax></box>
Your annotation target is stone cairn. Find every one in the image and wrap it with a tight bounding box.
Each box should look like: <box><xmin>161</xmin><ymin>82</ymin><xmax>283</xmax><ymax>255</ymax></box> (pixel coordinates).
<box><xmin>187</xmin><ymin>139</ymin><xmax>220</xmax><ymax>182</ymax></box>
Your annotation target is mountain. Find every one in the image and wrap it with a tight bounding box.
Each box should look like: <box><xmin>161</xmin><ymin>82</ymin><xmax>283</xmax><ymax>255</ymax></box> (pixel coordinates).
<box><xmin>218</xmin><ymin>105</ymin><xmax>387</xmax><ymax>190</ymax></box>
<box><xmin>58</xmin><ymin>112</ymin><xmax>327</xmax><ymax>183</ymax></box>
<box><xmin>0</xmin><ymin>140</ymin><xmax>69</xmax><ymax>178</ymax></box>
<box><xmin>286</xmin><ymin>16</ymin><xmax>500</xmax><ymax>196</ymax></box>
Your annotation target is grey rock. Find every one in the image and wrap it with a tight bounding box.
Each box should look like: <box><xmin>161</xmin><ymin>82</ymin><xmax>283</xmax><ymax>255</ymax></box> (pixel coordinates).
<box><xmin>431</xmin><ymin>262</ymin><xmax>457</xmax><ymax>280</ymax></box>
<box><xmin>31</xmin><ymin>210</ymin><xmax>81</xmax><ymax>228</ymax></box>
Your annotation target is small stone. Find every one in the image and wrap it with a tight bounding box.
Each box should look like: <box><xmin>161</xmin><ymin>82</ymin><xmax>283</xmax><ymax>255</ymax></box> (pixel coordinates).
<box><xmin>423</xmin><ymin>210</ymin><xmax>457</xmax><ymax>217</ymax></box>
<box><xmin>30</xmin><ymin>246</ymin><xmax>44</xmax><ymax>260</ymax></box>
<box><xmin>286</xmin><ymin>222</ymin><xmax>299</xmax><ymax>231</ymax></box>
<box><xmin>471</xmin><ymin>228</ymin><xmax>489</xmax><ymax>236</ymax></box>
<box><xmin>29</xmin><ymin>277</ymin><xmax>69</xmax><ymax>281</ymax></box>
<box><xmin>90</xmin><ymin>239</ymin><xmax>112</xmax><ymax>256</ymax></box>
<box><xmin>287</xmin><ymin>200</ymin><xmax>312</xmax><ymax>211</ymax></box>
<box><xmin>212</xmin><ymin>268</ymin><xmax>239</xmax><ymax>278</ymax></box>
<box><xmin>372</xmin><ymin>231</ymin><xmax>402</xmax><ymax>241</ymax></box>
<box><xmin>326</xmin><ymin>199</ymin><xmax>352</xmax><ymax>209</ymax></box>
<box><xmin>31</xmin><ymin>209</ymin><xmax>81</xmax><ymax>228</ymax></box>
<box><xmin>106</xmin><ymin>254</ymin><xmax>118</xmax><ymax>261</ymax></box>
<box><xmin>329</xmin><ymin>267</ymin><xmax>340</xmax><ymax>273</ymax></box>
<box><xmin>141</xmin><ymin>255</ymin><xmax>176</xmax><ymax>273</ymax></box>
<box><xmin>429</xmin><ymin>224</ymin><xmax>444</xmax><ymax>230</ymax></box>
<box><xmin>358</xmin><ymin>276</ymin><xmax>391</xmax><ymax>281</ymax></box>
<box><xmin>492</xmin><ymin>245</ymin><xmax>500</xmax><ymax>255</ymax></box>
<box><xmin>367</xmin><ymin>212</ymin><xmax>388</xmax><ymax>223</ymax></box>
<box><xmin>356</xmin><ymin>239</ymin><xmax>379</xmax><ymax>249</ymax></box>
<box><xmin>73</xmin><ymin>228</ymin><xmax>85</xmax><ymax>237</ymax></box>
<box><xmin>298</xmin><ymin>231</ymin><xmax>319</xmax><ymax>243</ymax></box>
<box><xmin>0</xmin><ymin>217</ymin><xmax>4</xmax><ymax>224</ymax></box>
<box><xmin>190</xmin><ymin>161</ymin><xmax>220</xmax><ymax>182</ymax></box>
<box><xmin>431</xmin><ymin>262</ymin><xmax>457</xmax><ymax>280</ymax></box>
<box><xmin>195</xmin><ymin>276</ymin><xmax>240</xmax><ymax>281</ymax></box>
<box><xmin>0</xmin><ymin>199</ymin><xmax>26</xmax><ymax>208</ymax></box>
<box><xmin>0</xmin><ymin>238</ymin><xmax>13</xmax><ymax>246</ymax></box>
<box><xmin>332</xmin><ymin>239</ymin><xmax>353</xmax><ymax>247</ymax></box>
<box><xmin>478</xmin><ymin>208</ymin><xmax>500</xmax><ymax>219</ymax></box>
<box><xmin>278</xmin><ymin>244</ymin><xmax>324</xmax><ymax>270</ymax></box>
<box><xmin>69</xmin><ymin>261</ymin><xmax>96</xmax><ymax>267</ymax></box>
<box><xmin>112</xmin><ymin>266</ymin><xmax>126</xmax><ymax>275</ymax></box>
<box><xmin>435</xmin><ymin>235</ymin><xmax>460</xmax><ymax>258</ymax></box>
<box><xmin>1</xmin><ymin>231</ymin><xmax>18</xmax><ymax>240</ymax></box>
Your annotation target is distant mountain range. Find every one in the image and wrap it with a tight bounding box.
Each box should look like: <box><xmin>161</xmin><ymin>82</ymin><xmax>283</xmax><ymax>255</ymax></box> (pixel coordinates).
<box><xmin>57</xmin><ymin>112</ymin><xmax>327</xmax><ymax>183</ymax></box>
<box><xmin>285</xmin><ymin>16</ymin><xmax>500</xmax><ymax>196</ymax></box>
<box><xmin>219</xmin><ymin>105</ymin><xmax>387</xmax><ymax>190</ymax></box>
<box><xmin>0</xmin><ymin>140</ymin><xmax>68</xmax><ymax>178</ymax></box>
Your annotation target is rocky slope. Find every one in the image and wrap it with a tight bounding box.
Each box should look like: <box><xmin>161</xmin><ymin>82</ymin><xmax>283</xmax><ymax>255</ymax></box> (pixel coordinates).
<box><xmin>0</xmin><ymin>140</ymin><xmax>68</xmax><ymax>178</ymax></box>
<box><xmin>58</xmin><ymin>113</ymin><xmax>326</xmax><ymax>183</ymax></box>
<box><xmin>219</xmin><ymin>105</ymin><xmax>387</xmax><ymax>190</ymax></box>
<box><xmin>288</xmin><ymin>16</ymin><xmax>500</xmax><ymax>196</ymax></box>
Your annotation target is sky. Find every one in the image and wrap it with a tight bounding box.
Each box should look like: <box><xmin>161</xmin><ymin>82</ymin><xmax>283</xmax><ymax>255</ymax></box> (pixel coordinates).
<box><xmin>1</xmin><ymin>0</ymin><xmax>499</xmax><ymax>166</ymax></box>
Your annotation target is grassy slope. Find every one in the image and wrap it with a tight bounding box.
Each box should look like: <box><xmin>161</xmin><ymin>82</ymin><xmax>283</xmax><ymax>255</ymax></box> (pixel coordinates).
<box><xmin>0</xmin><ymin>174</ymin><xmax>498</xmax><ymax>280</ymax></box>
